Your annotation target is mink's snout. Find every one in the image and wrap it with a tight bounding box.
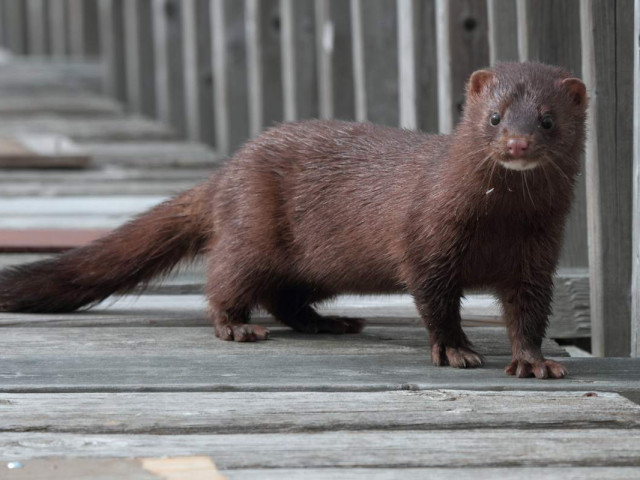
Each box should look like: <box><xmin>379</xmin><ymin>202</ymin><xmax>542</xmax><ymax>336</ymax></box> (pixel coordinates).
<box><xmin>506</xmin><ymin>138</ymin><xmax>530</xmax><ymax>158</ymax></box>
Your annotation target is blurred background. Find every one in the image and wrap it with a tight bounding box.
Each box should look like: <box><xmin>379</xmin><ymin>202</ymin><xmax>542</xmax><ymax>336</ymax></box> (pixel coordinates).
<box><xmin>0</xmin><ymin>0</ymin><xmax>636</xmax><ymax>357</ymax></box>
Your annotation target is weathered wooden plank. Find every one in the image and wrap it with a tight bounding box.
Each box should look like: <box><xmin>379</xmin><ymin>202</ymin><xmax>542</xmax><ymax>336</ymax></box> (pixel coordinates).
<box><xmin>194</xmin><ymin>0</ymin><xmax>215</xmax><ymax>146</ymax></box>
<box><xmin>81</xmin><ymin>142</ymin><xmax>220</xmax><ymax>168</ymax></box>
<box><xmin>486</xmin><ymin>0</ymin><xmax>519</xmax><ymax>64</ymax></box>
<box><xmin>582</xmin><ymin>0</ymin><xmax>633</xmax><ymax>357</ymax></box>
<box><xmin>0</xmin><ymin>326</ymin><xmax>565</xmax><ymax>358</ymax></box>
<box><xmin>0</xmin><ymin>93</ymin><xmax>122</xmax><ymax>116</ymax></box>
<box><xmin>67</xmin><ymin>0</ymin><xmax>86</xmax><ymax>58</ymax></box>
<box><xmin>5</xmin><ymin>429</ymin><xmax>640</xmax><ymax>466</ymax></box>
<box><xmin>516</xmin><ymin>0</ymin><xmax>528</xmax><ymax>61</ymax></box>
<box><xmin>0</xmin><ymin>134</ymin><xmax>90</xmax><ymax>169</ymax></box>
<box><xmin>633</xmin><ymin>0</ymin><xmax>640</xmax><ymax>357</ymax></box>
<box><xmin>0</xmin><ymin>115</ymin><xmax>174</xmax><ymax>142</ymax></box>
<box><xmin>13</xmin><ymin>353</ymin><xmax>640</xmax><ymax>394</ymax></box>
<box><xmin>160</xmin><ymin>0</ymin><xmax>186</xmax><ymax>137</ymax></box>
<box><xmin>0</xmin><ymin>60</ymin><xmax>103</xmax><ymax>94</ymax></box>
<box><xmin>226</xmin><ymin>467</ymin><xmax>640</xmax><ymax>480</ymax></box>
<box><xmin>80</xmin><ymin>0</ymin><xmax>101</xmax><ymax>58</ymax></box>
<box><xmin>246</xmin><ymin>0</ymin><xmax>263</xmax><ymax>135</ymax></box>
<box><xmin>1</xmin><ymin>390</ymin><xmax>636</xmax><ymax>434</ymax></box>
<box><xmin>182</xmin><ymin>0</ymin><xmax>200</xmax><ymax>141</ymax></box>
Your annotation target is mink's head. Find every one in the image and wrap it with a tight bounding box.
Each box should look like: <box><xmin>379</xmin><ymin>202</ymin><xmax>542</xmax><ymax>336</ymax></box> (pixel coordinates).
<box><xmin>460</xmin><ymin>62</ymin><xmax>587</xmax><ymax>173</ymax></box>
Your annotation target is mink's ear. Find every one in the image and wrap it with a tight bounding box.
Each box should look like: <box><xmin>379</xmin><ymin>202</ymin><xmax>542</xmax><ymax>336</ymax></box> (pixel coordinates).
<box><xmin>468</xmin><ymin>70</ymin><xmax>495</xmax><ymax>96</ymax></box>
<box><xmin>560</xmin><ymin>78</ymin><xmax>587</xmax><ymax>108</ymax></box>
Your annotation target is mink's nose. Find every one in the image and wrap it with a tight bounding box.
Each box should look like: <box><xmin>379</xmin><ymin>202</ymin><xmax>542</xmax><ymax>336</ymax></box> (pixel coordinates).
<box><xmin>506</xmin><ymin>138</ymin><xmax>529</xmax><ymax>157</ymax></box>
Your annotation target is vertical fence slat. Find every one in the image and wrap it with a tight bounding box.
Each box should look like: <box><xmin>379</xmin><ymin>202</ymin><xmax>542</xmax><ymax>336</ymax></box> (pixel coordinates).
<box><xmin>211</xmin><ymin>0</ymin><xmax>230</xmax><ymax>155</ymax></box>
<box><xmin>329</xmin><ymin>0</ymin><xmax>353</xmax><ymax>120</ymax></box>
<box><xmin>397</xmin><ymin>0</ymin><xmax>416</xmax><ymax>130</ymax></box>
<box><xmin>315</xmin><ymin>0</ymin><xmax>333</xmax><ymax>119</ymax></box>
<box><xmin>182</xmin><ymin>0</ymin><xmax>200</xmax><ymax>140</ymax></box>
<box><xmin>259</xmin><ymin>0</ymin><xmax>283</xmax><ymax>127</ymax></box>
<box><xmin>49</xmin><ymin>0</ymin><xmax>67</xmax><ymax>57</ymax></box>
<box><xmin>98</xmin><ymin>0</ymin><xmax>126</xmax><ymax>101</ymax></box>
<box><xmin>435</xmin><ymin>0</ymin><xmax>452</xmax><ymax>133</ymax></box>
<box><xmin>152</xmin><ymin>0</ymin><xmax>170</xmax><ymax>123</ymax></box>
<box><xmin>152</xmin><ymin>0</ymin><xmax>177</xmax><ymax>127</ymax></box>
<box><xmin>124</xmin><ymin>0</ymin><xmax>142</xmax><ymax>112</ymax></box>
<box><xmin>487</xmin><ymin>0</ymin><xmax>519</xmax><ymax>64</ymax></box>
<box><xmin>632</xmin><ymin>0</ymin><xmax>640</xmax><ymax>356</ymax></box>
<box><xmin>516</xmin><ymin>0</ymin><xmax>528</xmax><ymax>62</ymax></box>
<box><xmin>280</xmin><ymin>0</ymin><xmax>296</xmax><ymax>121</ymax></box>
<box><xmin>524</xmin><ymin>0</ymin><xmax>587</xmax><ymax>273</ymax></box>
<box><xmin>448</xmin><ymin>0</ymin><xmax>489</xmax><ymax>126</ymax></box>
<box><xmin>4</xmin><ymin>0</ymin><xmax>26</xmax><ymax>55</ymax></box>
<box><xmin>246</xmin><ymin>0</ymin><xmax>264</xmax><ymax>134</ymax></box>
<box><xmin>68</xmin><ymin>0</ymin><xmax>85</xmax><ymax>57</ymax></box>
<box><xmin>359</xmin><ymin>0</ymin><xmax>398</xmax><ymax>126</ymax></box>
<box><xmin>26</xmin><ymin>0</ymin><xmax>46</xmax><ymax>56</ymax></box>
<box><xmin>414</xmin><ymin>0</ymin><xmax>438</xmax><ymax>133</ymax></box>
<box><xmin>82</xmin><ymin>0</ymin><xmax>101</xmax><ymax>57</ymax></box>
<box><xmin>350</xmin><ymin>0</ymin><xmax>366</xmax><ymax>122</ymax></box>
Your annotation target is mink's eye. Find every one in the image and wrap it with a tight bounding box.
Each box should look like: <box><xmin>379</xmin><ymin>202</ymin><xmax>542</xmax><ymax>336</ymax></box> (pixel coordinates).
<box><xmin>540</xmin><ymin>114</ymin><xmax>554</xmax><ymax>130</ymax></box>
<box><xmin>489</xmin><ymin>112</ymin><xmax>501</xmax><ymax>126</ymax></box>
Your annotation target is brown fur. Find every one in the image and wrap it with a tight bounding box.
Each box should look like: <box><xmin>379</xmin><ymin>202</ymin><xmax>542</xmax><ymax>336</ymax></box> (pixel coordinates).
<box><xmin>0</xmin><ymin>62</ymin><xmax>587</xmax><ymax>378</ymax></box>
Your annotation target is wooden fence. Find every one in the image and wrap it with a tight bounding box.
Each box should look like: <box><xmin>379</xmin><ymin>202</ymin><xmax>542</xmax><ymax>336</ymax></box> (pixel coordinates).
<box><xmin>0</xmin><ymin>0</ymin><xmax>638</xmax><ymax>359</ymax></box>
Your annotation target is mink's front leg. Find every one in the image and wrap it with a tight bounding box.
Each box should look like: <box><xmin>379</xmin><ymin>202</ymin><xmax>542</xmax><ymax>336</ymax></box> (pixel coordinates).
<box><xmin>409</xmin><ymin>269</ymin><xmax>484</xmax><ymax>369</ymax></box>
<box><xmin>498</xmin><ymin>280</ymin><xmax>567</xmax><ymax>379</ymax></box>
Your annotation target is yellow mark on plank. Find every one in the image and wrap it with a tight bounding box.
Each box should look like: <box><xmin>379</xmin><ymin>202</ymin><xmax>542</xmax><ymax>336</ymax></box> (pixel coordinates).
<box><xmin>140</xmin><ymin>456</ymin><xmax>226</xmax><ymax>480</ymax></box>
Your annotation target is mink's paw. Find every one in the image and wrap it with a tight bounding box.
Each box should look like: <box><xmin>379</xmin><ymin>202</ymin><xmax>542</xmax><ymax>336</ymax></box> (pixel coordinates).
<box><xmin>214</xmin><ymin>324</ymin><xmax>270</xmax><ymax>342</ymax></box>
<box><xmin>430</xmin><ymin>343</ymin><xmax>484</xmax><ymax>368</ymax></box>
<box><xmin>315</xmin><ymin>316</ymin><xmax>367</xmax><ymax>334</ymax></box>
<box><xmin>504</xmin><ymin>358</ymin><xmax>567</xmax><ymax>379</ymax></box>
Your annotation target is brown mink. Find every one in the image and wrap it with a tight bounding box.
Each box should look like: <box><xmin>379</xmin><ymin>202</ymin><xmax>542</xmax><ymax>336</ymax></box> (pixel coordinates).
<box><xmin>0</xmin><ymin>62</ymin><xmax>587</xmax><ymax>379</ymax></box>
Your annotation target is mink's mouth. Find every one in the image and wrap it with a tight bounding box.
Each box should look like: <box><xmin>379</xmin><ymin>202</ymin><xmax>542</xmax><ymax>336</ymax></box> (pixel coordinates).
<box><xmin>498</xmin><ymin>158</ymin><xmax>540</xmax><ymax>171</ymax></box>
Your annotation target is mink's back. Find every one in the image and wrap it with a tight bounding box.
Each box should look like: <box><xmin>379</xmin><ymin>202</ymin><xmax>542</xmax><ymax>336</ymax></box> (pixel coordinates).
<box><xmin>210</xmin><ymin>120</ymin><xmax>450</xmax><ymax>293</ymax></box>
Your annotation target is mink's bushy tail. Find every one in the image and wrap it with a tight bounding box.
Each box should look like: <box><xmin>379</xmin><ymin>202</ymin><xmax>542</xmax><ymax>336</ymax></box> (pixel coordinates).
<box><xmin>0</xmin><ymin>183</ymin><xmax>213</xmax><ymax>313</ymax></box>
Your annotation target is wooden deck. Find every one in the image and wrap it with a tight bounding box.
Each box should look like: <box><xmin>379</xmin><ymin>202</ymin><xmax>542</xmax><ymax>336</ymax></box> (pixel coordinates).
<box><xmin>2</xmin><ymin>58</ymin><xmax>640</xmax><ymax>479</ymax></box>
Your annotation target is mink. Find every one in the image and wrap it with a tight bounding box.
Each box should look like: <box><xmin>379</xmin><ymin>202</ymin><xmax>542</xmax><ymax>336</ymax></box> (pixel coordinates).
<box><xmin>0</xmin><ymin>62</ymin><xmax>587</xmax><ymax>379</ymax></box>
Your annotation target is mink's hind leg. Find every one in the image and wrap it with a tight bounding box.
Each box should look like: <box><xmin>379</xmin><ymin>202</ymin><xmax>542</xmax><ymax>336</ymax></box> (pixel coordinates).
<box><xmin>261</xmin><ymin>287</ymin><xmax>366</xmax><ymax>334</ymax></box>
<box><xmin>204</xmin><ymin>253</ymin><xmax>269</xmax><ymax>342</ymax></box>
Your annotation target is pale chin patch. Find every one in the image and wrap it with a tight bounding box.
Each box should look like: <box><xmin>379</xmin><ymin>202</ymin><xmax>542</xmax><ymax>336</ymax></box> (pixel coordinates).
<box><xmin>499</xmin><ymin>159</ymin><xmax>540</xmax><ymax>171</ymax></box>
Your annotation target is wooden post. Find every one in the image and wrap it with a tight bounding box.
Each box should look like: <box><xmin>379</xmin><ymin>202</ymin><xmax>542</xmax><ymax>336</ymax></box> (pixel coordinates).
<box><xmin>582</xmin><ymin>0</ymin><xmax>633</xmax><ymax>357</ymax></box>
<box><xmin>631</xmin><ymin>0</ymin><xmax>640</xmax><ymax>356</ymax></box>
<box><xmin>350</xmin><ymin>0</ymin><xmax>366</xmax><ymax>122</ymax></box>
<box><xmin>211</xmin><ymin>0</ymin><xmax>230</xmax><ymax>155</ymax></box>
<box><xmin>124</xmin><ymin>0</ymin><xmax>142</xmax><ymax>112</ymax></box>
<box><xmin>397</xmin><ymin>0</ymin><xmax>416</xmax><ymax>130</ymax></box>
